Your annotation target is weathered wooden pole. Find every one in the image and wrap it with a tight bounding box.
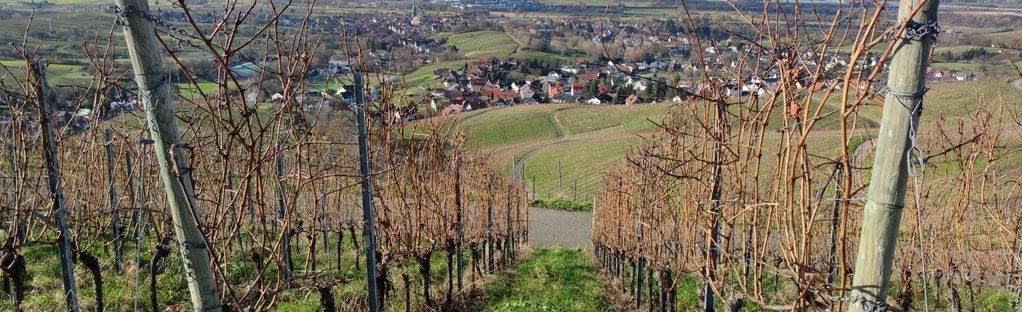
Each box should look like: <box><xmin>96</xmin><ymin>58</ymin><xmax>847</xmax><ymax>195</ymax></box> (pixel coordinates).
<box><xmin>113</xmin><ymin>0</ymin><xmax>222</xmax><ymax>310</ymax></box>
<box><xmin>29</xmin><ymin>61</ymin><xmax>79</xmax><ymax>312</ymax></box>
<box><xmin>354</xmin><ymin>73</ymin><xmax>380</xmax><ymax>312</ymax></box>
<box><xmin>849</xmin><ymin>0</ymin><xmax>940</xmax><ymax>311</ymax></box>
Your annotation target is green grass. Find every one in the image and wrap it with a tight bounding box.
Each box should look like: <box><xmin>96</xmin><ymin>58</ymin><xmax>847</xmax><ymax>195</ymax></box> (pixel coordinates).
<box><xmin>476</xmin><ymin>248</ymin><xmax>611</xmax><ymax>312</ymax></box>
<box><xmin>0</xmin><ymin>60</ymin><xmax>97</xmax><ymax>87</ymax></box>
<box><xmin>528</xmin><ymin>198</ymin><xmax>593</xmax><ymax>211</ymax></box>
<box><xmin>982</xmin><ymin>30</ymin><xmax>1022</xmax><ymax>43</ymax></box>
<box><xmin>452</xmin><ymin>104</ymin><xmax>673</xmax><ymax>201</ymax></box>
<box><xmin>447</xmin><ymin>31</ymin><xmax>519</xmax><ymax>58</ymax></box>
<box><xmin>1</xmin><ymin>230</ymin><xmax>489</xmax><ymax>312</ymax></box>
<box><xmin>510</xmin><ymin>50</ymin><xmax>576</xmax><ymax>63</ymax></box>
<box><xmin>458</xmin><ymin>105</ymin><xmax>562</xmax><ymax>149</ymax></box>
<box><xmin>401</xmin><ymin>59</ymin><xmax>474</xmax><ymax>92</ymax></box>
<box><xmin>555</xmin><ymin>104</ymin><xmax>670</xmax><ymax>135</ymax></box>
<box><xmin>522</xmin><ymin>136</ymin><xmax>641</xmax><ymax>201</ymax></box>
<box><xmin>175</xmin><ymin>81</ymin><xmax>220</xmax><ymax>98</ymax></box>
<box><xmin>12</xmin><ymin>0</ymin><xmax>102</xmax><ymax>3</ymax></box>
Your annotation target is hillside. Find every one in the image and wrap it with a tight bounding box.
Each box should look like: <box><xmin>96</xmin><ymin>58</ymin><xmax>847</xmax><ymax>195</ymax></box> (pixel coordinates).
<box><xmin>451</xmin><ymin>103</ymin><xmax>671</xmax><ymax>201</ymax></box>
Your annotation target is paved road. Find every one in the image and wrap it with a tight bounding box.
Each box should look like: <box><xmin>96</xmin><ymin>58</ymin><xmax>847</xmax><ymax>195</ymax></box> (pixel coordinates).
<box><xmin>528</xmin><ymin>207</ymin><xmax>592</xmax><ymax>249</ymax></box>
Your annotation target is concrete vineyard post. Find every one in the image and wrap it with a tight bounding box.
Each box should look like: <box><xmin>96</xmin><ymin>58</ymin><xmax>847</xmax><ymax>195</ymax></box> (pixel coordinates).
<box><xmin>849</xmin><ymin>0</ymin><xmax>940</xmax><ymax>311</ymax></box>
<box><xmin>113</xmin><ymin>0</ymin><xmax>222</xmax><ymax>310</ymax></box>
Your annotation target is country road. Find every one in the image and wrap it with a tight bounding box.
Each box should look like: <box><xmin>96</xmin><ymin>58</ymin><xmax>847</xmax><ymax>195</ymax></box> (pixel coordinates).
<box><xmin>528</xmin><ymin>207</ymin><xmax>592</xmax><ymax>249</ymax></box>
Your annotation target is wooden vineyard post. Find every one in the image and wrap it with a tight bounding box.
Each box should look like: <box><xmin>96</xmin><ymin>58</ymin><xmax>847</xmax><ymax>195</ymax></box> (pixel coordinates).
<box><xmin>354</xmin><ymin>73</ymin><xmax>380</xmax><ymax>312</ymax></box>
<box><xmin>849</xmin><ymin>0</ymin><xmax>940</xmax><ymax>311</ymax></box>
<box><xmin>29</xmin><ymin>61</ymin><xmax>80</xmax><ymax>312</ymax></box>
<box><xmin>113</xmin><ymin>0</ymin><xmax>222</xmax><ymax>310</ymax></box>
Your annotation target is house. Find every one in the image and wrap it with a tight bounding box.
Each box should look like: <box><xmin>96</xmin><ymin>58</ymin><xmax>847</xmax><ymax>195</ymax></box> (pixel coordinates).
<box><xmin>624</xmin><ymin>94</ymin><xmax>640</xmax><ymax>106</ymax></box>
<box><xmin>328</xmin><ymin>59</ymin><xmax>350</xmax><ymax>67</ymax></box>
<box><xmin>552</xmin><ymin>93</ymin><xmax>581</xmax><ymax>103</ymax></box>
<box><xmin>578</xmin><ymin>71</ymin><xmax>600</xmax><ymax>82</ymax></box>
<box><xmin>229</xmin><ymin>62</ymin><xmax>265</xmax><ymax>79</ymax></box>
<box><xmin>519</xmin><ymin>84</ymin><xmax>535</xmax><ymax>100</ymax></box>
<box><xmin>931</xmin><ymin>69</ymin><xmax>950</xmax><ymax>79</ymax></box>
<box><xmin>441</xmin><ymin>104</ymin><xmax>465</xmax><ymax>116</ymax></box>
<box><xmin>953</xmin><ymin>72</ymin><xmax>974</xmax><ymax>81</ymax></box>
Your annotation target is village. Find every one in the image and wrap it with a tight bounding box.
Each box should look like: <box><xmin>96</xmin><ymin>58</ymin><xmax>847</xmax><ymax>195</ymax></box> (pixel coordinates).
<box><xmin>232</xmin><ymin>9</ymin><xmax>981</xmax><ymax>119</ymax></box>
<box><xmin>0</xmin><ymin>1</ymin><xmax>989</xmax><ymax>134</ymax></box>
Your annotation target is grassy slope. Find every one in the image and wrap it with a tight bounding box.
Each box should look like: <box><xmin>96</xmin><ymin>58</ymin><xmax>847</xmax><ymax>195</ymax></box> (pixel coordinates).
<box><xmin>522</xmin><ymin>136</ymin><xmax>641</xmax><ymax>201</ymax></box>
<box><xmin>460</xmin><ymin>78</ymin><xmax>1022</xmax><ymax>203</ymax></box>
<box><xmin>555</xmin><ymin>104</ymin><xmax>671</xmax><ymax>136</ymax></box>
<box><xmin>459</xmin><ymin>105</ymin><xmax>563</xmax><ymax>150</ymax></box>
<box><xmin>476</xmin><ymin>248</ymin><xmax>612</xmax><ymax>312</ymax></box>
<box><xmin>3</xmin><ymin>232</ymin><xmax>483</xmax><ymax>311</ymax></box>
<box><xmin>452</xmin><ymin>104</ymin><xmax>668</xmax><ymax>202</ymax></box>
<box><xmin>447</xmin><ymin>31</ymin><xmax>519</xmax><ymax>58</ymax></box>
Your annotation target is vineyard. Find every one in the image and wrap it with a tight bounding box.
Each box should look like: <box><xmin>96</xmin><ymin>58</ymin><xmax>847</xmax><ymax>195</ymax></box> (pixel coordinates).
<box><xmin>2</xmin><ymin>0</ymin><xmax>1022</xmax><ymax>311</ymax></box>
<box><xmin>590</xmin><ymin>2</ymin><xmax>1022</xmax><ymax>312</ymax></box>
<box><xmin>0</xmin><ymin>1</ymin><xmax>529</xmax><ymax>311</ymax></box>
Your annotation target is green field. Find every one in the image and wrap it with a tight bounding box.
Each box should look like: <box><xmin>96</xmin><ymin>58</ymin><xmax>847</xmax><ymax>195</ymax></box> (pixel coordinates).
<box><xmin>451</xmin><ymin>103</ymin><xmax>669</xmax><ymax>202</ymax></box>
<box><xmin>521</xmin><ymin>136</ymin><xmax>641</xmax><ymax>201</ymax></box>
<box><xmin>458</xmin><ymin>105</ymin><xmax>563</xmax><ymax>149</ymax></box>
<box><xmin>401</xmin><ymin>59</ymin><xmax>475</xmax><ymax>92</ymax></box>
<box><xmin>555</xmin><ymin>104</ymin><xmax>672</xmax><ymax>135</ymax></box>
<box><xmin>510</xmin><ymin>50</ymin><xmax>576</xmax><ymax>63</ymax></box>
<box><xmin>447</xmin><ymin>31</ymin><xmax>519</xmax><ymax>58</ymax></box>
<box><xmin>451</xmin><ymin>78</ymin><xmax>1022</xmax><ymax>204</ymax></box>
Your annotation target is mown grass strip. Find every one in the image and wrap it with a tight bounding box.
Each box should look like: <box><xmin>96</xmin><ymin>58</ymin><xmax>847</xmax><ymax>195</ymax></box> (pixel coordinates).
<box><xmin>476</xmin><ymin>248</ymin><xmax>612</xmax><ymax>312</ymax></box>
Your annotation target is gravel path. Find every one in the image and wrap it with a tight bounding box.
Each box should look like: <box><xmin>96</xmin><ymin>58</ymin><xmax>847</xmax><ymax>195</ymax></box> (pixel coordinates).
<box><xmin>528</xmin><ymin>207</ymin><xmax>592</xmax><ymax>249</ymax></box>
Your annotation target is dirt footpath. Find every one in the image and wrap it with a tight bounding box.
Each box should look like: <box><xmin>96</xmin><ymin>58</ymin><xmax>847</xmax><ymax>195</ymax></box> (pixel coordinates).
<box><xmin>528</xmin><ymin>207</ymin><xmax>592</xmax><ymax>249</ymax></box>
